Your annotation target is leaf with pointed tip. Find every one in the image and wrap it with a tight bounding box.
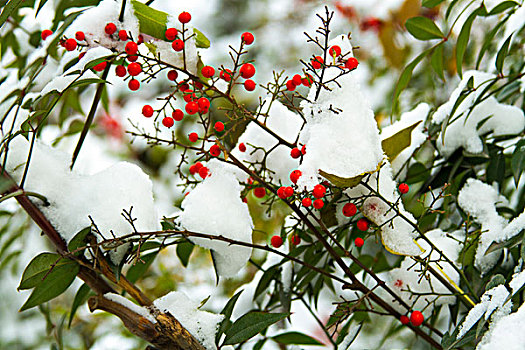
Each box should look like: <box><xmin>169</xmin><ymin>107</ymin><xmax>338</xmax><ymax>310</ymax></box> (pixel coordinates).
<box><xmin>223</xmin><ymin>312</ymin><xmax>289</xmax><ymax>345</ymax></box>
<box><xmin>19</xmin><ymin>253</ymin><xmax>73</xmax><ymax>290</ymax></box>
<box><xmin>272</xmin><ymin>331</ymin><xmax>323</xmax><ymax>345</ymax></box>
<box><xmin>405</xmin><ymin>16</ymin><xmax>444</xmax><ymax>40</ymax></box>
<box><xmin>382</xmin><ymin>121</ymin><xmax>422</xmax><ymax>162</ymax></box>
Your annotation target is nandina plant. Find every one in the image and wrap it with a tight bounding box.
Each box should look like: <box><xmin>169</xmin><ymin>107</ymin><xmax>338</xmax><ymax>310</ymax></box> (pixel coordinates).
<box><xmin>0</xmin><ymin>0</ymin><xmax>524</xmax><ymax>349</ymax></box>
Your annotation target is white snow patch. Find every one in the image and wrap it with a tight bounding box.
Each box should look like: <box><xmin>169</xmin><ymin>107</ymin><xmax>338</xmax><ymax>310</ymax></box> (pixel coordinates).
<box><xmin>432</xmin><ymin>70</ymin><xmax>524</xmax><ymax>156</ymax></box>
<box><xmin>104</xmin><ymin>293</ymin><xmax>156</xmax><ymax>323</ymax></box>
<box><xmin>153</xmin><ymin>291</ymin><xmax>224</xmax><ymax>350</ymax></box>
<box><xmin>40</xmin><ymin>70</ymin><xmax>101</xmax><ymax>96</ymax></box>
<box><xmin>5</xmin><ymin>138</ymin><xmax>159</xmax><ymax>263</ymax></box>
<box><xmin>178</xmin><ymin>159</ymin><xmax>253</xmax><ymax>277</ymax></box>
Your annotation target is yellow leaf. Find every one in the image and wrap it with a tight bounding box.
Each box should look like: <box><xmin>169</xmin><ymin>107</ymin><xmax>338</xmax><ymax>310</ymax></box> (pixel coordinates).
<box><xmin>381</xmin><ymin>120</ymin><xmax>422</xmax><ymax>162</ymax></box>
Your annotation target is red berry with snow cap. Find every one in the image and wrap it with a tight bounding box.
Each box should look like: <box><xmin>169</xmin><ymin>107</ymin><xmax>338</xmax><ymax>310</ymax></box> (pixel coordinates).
<box><xmin>271</xmin><ymin>235</ymin><xmax>283</xmax><ymax>248</ymax></box>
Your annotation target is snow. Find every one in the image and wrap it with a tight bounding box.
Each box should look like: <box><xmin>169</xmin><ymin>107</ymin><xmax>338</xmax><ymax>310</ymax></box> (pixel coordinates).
<box><xmin>457</xmin><ymin>284</ymin><xmax>510</xmax><ymax>339</ymax></box>
<box><xmin>40</xmin><ymin>70</ymin><xmax>101</xmax><ymax>96</ymax></box>
<box><xmin>388</xmin><ymin>229</ymin><xmax>463</xmax><ymax>311</ymax></box>
<box><xmin>476</xmin><ymin>302</ymin><xmax>525</xmax><ymax>350</ymax></box>
<box><xmin>66</xmin><ymin>0</ymin><xmax>140</xmax><ymax>52</ymax></box>
<box><xmin>503</xmin><ymin>2</ymin><xmax>525</xmax><ymax>41</ymax></box>
<box><xmin>153</xmin><ymin>291</ymin><xmax>224</xmax><ymax>350</ymax></box>
<box><xmin>509</xmin><ymin>270</ymin><xmax>525</xmax><ymax>296</ymax></box>
<box><xmin>232</xmin><ymin>98</ymin><xmax>302</xmax><ymax>186</ymax></box>
<box><xmin>297</xmin><ymin>35</ymin><xmax>384</xmax><ymax>190</ymax></box>
<box><xmin>178</xmin><ymin>159</ymin><xmax>254</xmax><ymax>278</ymax></box>
<box><xmin>432</xmin><ymin>70</ymin><xmax>525</xmax><ymax>157</ymax></box>
<box><xmin>457</xmin><ymin>178</ymin><xmax>508</xmax><ymax>272</ymax></box>
<box><xmin>104</xmin><ymin>293</ymin><xmax>156</xmax><ymax>323</ymax></box>
<box><xmin>380</xmin><ymin>103</ymin><xmax>429</xmax><ymax>176</ymax></box>
<box><xmin>5</xmin><ymin>138</ymin><xmax>159</xmax><ymax>264</ymax></box>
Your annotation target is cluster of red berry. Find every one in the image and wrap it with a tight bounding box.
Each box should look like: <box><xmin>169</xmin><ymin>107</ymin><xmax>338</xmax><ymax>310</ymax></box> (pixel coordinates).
<box><xmin>400</xmin><ymin>310</ymin><xmax>424</xmax><ymax>327</ymax></box>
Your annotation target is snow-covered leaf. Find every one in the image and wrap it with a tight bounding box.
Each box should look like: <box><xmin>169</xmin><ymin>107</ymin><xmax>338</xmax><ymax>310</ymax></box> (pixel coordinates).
<box><xmin>131</xmin><ymin>0</ymin><xmax>168</xmax><ymax>40</ymax></box>
<box><xmin>193</xmin><ymin>28</ymin><xmax>210</xmax><ymax>48</ymax></box>
<box><xmin>381</xmin><ymin>120</ymin><xmax>422</xmax><ymax>162</ymax></box>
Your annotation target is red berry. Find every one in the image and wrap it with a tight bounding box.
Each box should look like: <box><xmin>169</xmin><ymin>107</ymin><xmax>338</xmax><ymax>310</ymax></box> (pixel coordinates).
<box><xmin>329</xmin><ymin>45</ymin><xmax>341</xmax><ymax>57</ymax></box>
<box><xmin>198</xmin><ymin>166</ymin><xmax>209</xmax><ymax>179</ymax></box>
<box><xmin>241</xmin><ymin>32</ymin><xmax>254</xmax><ymax>45</ymax></box>
<box><xmin>137</xmin><ymin>35</ymin><xmax>144</xmax><ymax>44</ymax></box>
<box><xmin>290</xmin><ymin>147</ymin><xmax>301</xmax><ymax>159</ymax></box>
<box><xmin>313</xmin><ymin>199</ymin><xmax>324</xmax><ymax>209</ymax></box>
<box><xmin>214</xmin><ymin>121</ymin><xmax>224</xmax><ymax>132</ymax></box>
<box><xmin>167</xmin><ymin>70</ymin><xmax>178</xmax><ymax>81</ymax></box>
<box><xmin>125</xmin><ymin>41</ymin><xmax>138</xmax><ymax>55</ymax></box>
<box><xmin>342</xmin><ymin>203</ymin><xmax>357</xmax><ymax>217</ymax></box>
<box><xmin>345</xmin><ymin>57</ymin><xmax>359</xmax><ymax>70</ymax></box>
<box><xmin>194</xmin><ymin>81</ymin><xmax>204</xmax><ymax>90</ymax></box>
<box><xmin>75</xmin><ymin>31</ymin><xmax>85</xmax><ymax>41</ymax></box>
<box><xmin>354</xmin><ymin>237</ymin><xmax>364</xmax><ymax>247</ymax></box>
<box><xmin>189</xmin><ymin>165</ymin><xmax>197</xmax><ymax>175</ymax></box>
<box><xmin>286</xmin><ymin>80</ymin><xmax>296</xmax><ymax>91</ymax></box>
<box><xmin>142</xmin><ymin>105</ymin><xmax>153</xmax><ymax>117</ymax></box>
<box><xmin>165</xmin><ymin>27</ymin><xmax>178</xmax><ymax>41</ymax></box>
<box><xmin>290</xmin><ymin>170</ymin><xmax>302</xmax><ymax>184</ymax></box>
<box><xmin>115</xmin><ymin>65</ymin><xmax>126</xmax><ymax>77</ymax></box>
<box><xmin>172</xmin><ymin>39</ymin><xmax>184</xmax><ymax>51</ymax></box>
<box><xmin>201</xmin><ymin>65</ymin><xmax>215</xmax><ymax>78</ymax></box>
<box><xmin>410</xmin><ymin>311</ymin><xmax>424</xmax><ymax>327</ymax></box>
<box><xmin>183</xmin><ymin>92</ymin><xmax>194</xmax><ymax>103</ymax></box>
<box><xmin>220</xmin><ymin>69</ymin><xmax>232</xmax><ymax>82</ymax></box>
<box><xmin>398</xmin><ymin>183</ymin><xmax>409</xmax><ymax>194</ymax></box>
<box><xmin>361</xmin><ymin>17</ymin><xmax>383</xmax><ymax>32</ymax></box>
<box><xmin>302</xmin><ymin>74</ymin><xmax>313</xmax><ymax>87</ymax></box>
<box><xmin>301</xmin><ymin>144</ymin><xmax>306</xmax><ymax>154</ymax></box>
<box><xmin>302</xmin><ymin>197</ymin><xmax>312</xmax><ymax>207</ymax></box>
<box><xmin>312</xmin><ymin>184</ymin><xmax>326</xmax><ymax>199</ymax></box>
<box><xmin>188</xmin><ymin>132</ymin><xmax>198</xmax><ymax>143</ymax></box>
<box><xmin>118</xmin><ymin>30</ymin><xmax>128</xmax><ymax>41</ymax></box>
<box><xmin>179</xmin><ymin>83</ymin><xmax>190</xmax><ymax>92</ymax></box>
<box><xmin>194</xmin><ymin>162</ymin><xmax>203</xmax><ymax>171</ymax></box>
<box><xmin>105</xmin><ymin>23</ymin><xmax>117</xmax><ymax>35</ymax></box>
<box><xmin>311</xmin><ymin>56</ymin><xmax>323</xmax><ymax>69</ymax></box>
<box><xmin>178</xmin><ymin>11</ymin><xmax>191</xmax><ymax>24</ymax></box>
<box><xmin>162</xmin><ymin>117</ymin><xmax>174</xmax><ymax>128</ymax></box>
<box><xmin>271</xmin><ymin>235</ymin><xmax>283</xmax><ymax>248</ymax></box>
<box><xmin>238</xmin><ymin>143</ymin><xmax>246</xmax><ymax>152</ymax></box>
<box><xmin>356</xmin><ymin>218</ymin><xmax>369</xmax><ymax>231</ymax></box>
<box><xmin>240</xmin><ymin>63</ymin><xmax>255</xmax><ymax>79</ymax></box>
<box><xmin>209</xmin><ymin>144</ymin><xmax>221</xmax><ymax>157</ymax></box>
<box><xmin>292</xmin><ymin>74</ymin><xmax>302</xmax><ymax>86</ymax></box>
<box><xmin>284</xmin><ymin>186</ymin><xmax>294</xmax><ymax>198</ymax></box>
<box><xmin>253</xmin><ymin>187</ymin><xmax>266</xmax><ymax>198</ymax></box>
<box><xmin>244</xmin><ymin>79</ymin><xmax>256</xmax><ymax>91</ymax></box>
<box><xmin>41</xmin><ymin>29</ymin><xmax>53</xmax><ymax>41</ymax></box>
<box><xmin>127</xmin><ymin>55</ymin><xmax>138</xmax><ymax>62</ymax></box>
<box><xmin>127</xmin><ymin>62</ymin><xmax>142</xmax><ymax>76</ymax></box>
<box><xmin>185</xmin><ymin>102</ymin><xmax>199</xmax><ymax>115</ymax></box>
<box><xmin>128</xmin><ymin>79</ymin><xmax>140</xmax><ymax>91</ymax></box>
<box><xmin>277</xmin><ymin>187</ymin><xmax>287</xmax><ymax>199</ymax></box>
<box><xmin>172</xmin><ymin>109</ymin><xmax>184</xmax><ymax>121</ymax></box>
<box><xmin>197</xmin><ymin>97</ymin><xmax>210</xmax><ymax>111</ymax></box>
<box><xmin>64</xmin><ymin>38</ymin><xmax>77</xmax><ymax>51</ymax></box>
<box><xmin>291</xmin><ymin>235</ymin><xmax>301</xmax><ymax>246</ymax></box>
<box><xmin>93</xmin><ymin>61</ymin><xmax>107</xmax><ymax>72</ymax></box>
<box><xmin>400</xmin><ymin>315</ymin><xmax>410</xmax><ymax>325</ymax></box>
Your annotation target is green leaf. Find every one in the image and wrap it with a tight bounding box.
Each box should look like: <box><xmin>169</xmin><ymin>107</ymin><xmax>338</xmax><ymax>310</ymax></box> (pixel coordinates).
<box><xmin>422</xmin><ymin>0</ymin><xmax>445</xmax><ymax>7</ymax></box>
<box><xmin>486</xmin><ymin>1</ymin><xmax>518</xmax><ymax>15</ymax></box>
<box><xmin>68</xmin><ymin>283</ymin><xmax>92</xmax><ymax>327</ymax></box>
<box><xmin>382</xmin><ymin>121</ymin><xmax>422</xmax><ymax>162</ymax></box>
<box><xmin>319</xmin><ymin>170</ymin><xmax>363</xmax><ymax>189</ymax></box>
<box><xmin>456</xmin><ymin>8</ymin><xmax>481</xmax><ymax>78</ymax></box>
<box><xmin>476</xmin><ymin>20</ymin><xmax>507</xmax><ymax>69</ymax></box>
<box><xmin>69</xmin><ymin>77</ymin><xmax>106</xmax><ymax>89</ymax></box>
<box><xmin>511</xmin><ymin>139</ymin><xmax>525</xmax><ymax>186</ymax></box>
<box><xmin>392</xmin><ymin>48</ymin><xmax>431</xmax><ymax>114</ymax></box>
<box><xmin>486</xmin><ymin>274</ymin><xmax>505</xmax><ymax>290</ymax></box>
<box><xmin>430</xmin><ymin>43</ymin><xmax>445</xmax><ymax>81</ymax></box>
<box><xmin>216</xmin><ymin>290</ymin><xmax>244</xmax><ymax>343</ymax></box>
<box><xmin>253</xmin><ymin>265</ymin><xmax>279</xmax><ymax>300</ymax></box>
<box><xmin>176</xmin><ymin>240</ymin><xmax>194</xmax><ymax>267</ymax></box>
<box><xmin>126</xmin><ymin>251</ymin><xmax>158</xmax><ymax>283</ymax></box>
<box><xmin>223</xmin><ymin>312</ymin><xmax>289</xmax><ymax>345</ymax></box>
<box><xmin>68</xmin><ymin>227</ymin><xmax>91</xmax><ymax>254</ymax></box>
<box><xmin>193</xmin><ymin>28</ymin><xmax>210</xmax><ymax>48</ymax></box>
<box><xmin>406</xmin><ymin>162</ymin><xmax>430</xmax><ymax>184</ymax></box>
<box><xmin>131</xmin><ymin>0</ymin><xmax>168</xmax><ymax>40</ymax></box>
<box><xmin>272</xmin><ymin>331</ymin><xmax>322</xmax><ymax>345</ymax></box>
<box><xmin>484</xmin><ymin>230</ymin><xmax>524</xmax><ymax>255</ymax></box>
<box><xmin>20</xmin><ymin>261</ymin><xmax>79</xmax><ymax>311</ymax></box>
<box><xmin>486</xmin><ymin>145</ymin><xmax>505</xmax><ymax>188</ymax></box>
<box><xmin>19</xmin><ymin>253</ymin><xmax>74</xmax><ymax>290</ymax></box>
<box><xmin>405</xmin><ymin>16</ymin><xmax>444</xmax><ymax>40</ymax></box>
<box><xmin>495</xmin><ymin>34</ymin><xmax>512</xmax><ymax>74</ymax></box>
<box><xmin>0</xmin><ymin>0</ymin><xmax>24</xmax><ymax>28</ymax></box>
